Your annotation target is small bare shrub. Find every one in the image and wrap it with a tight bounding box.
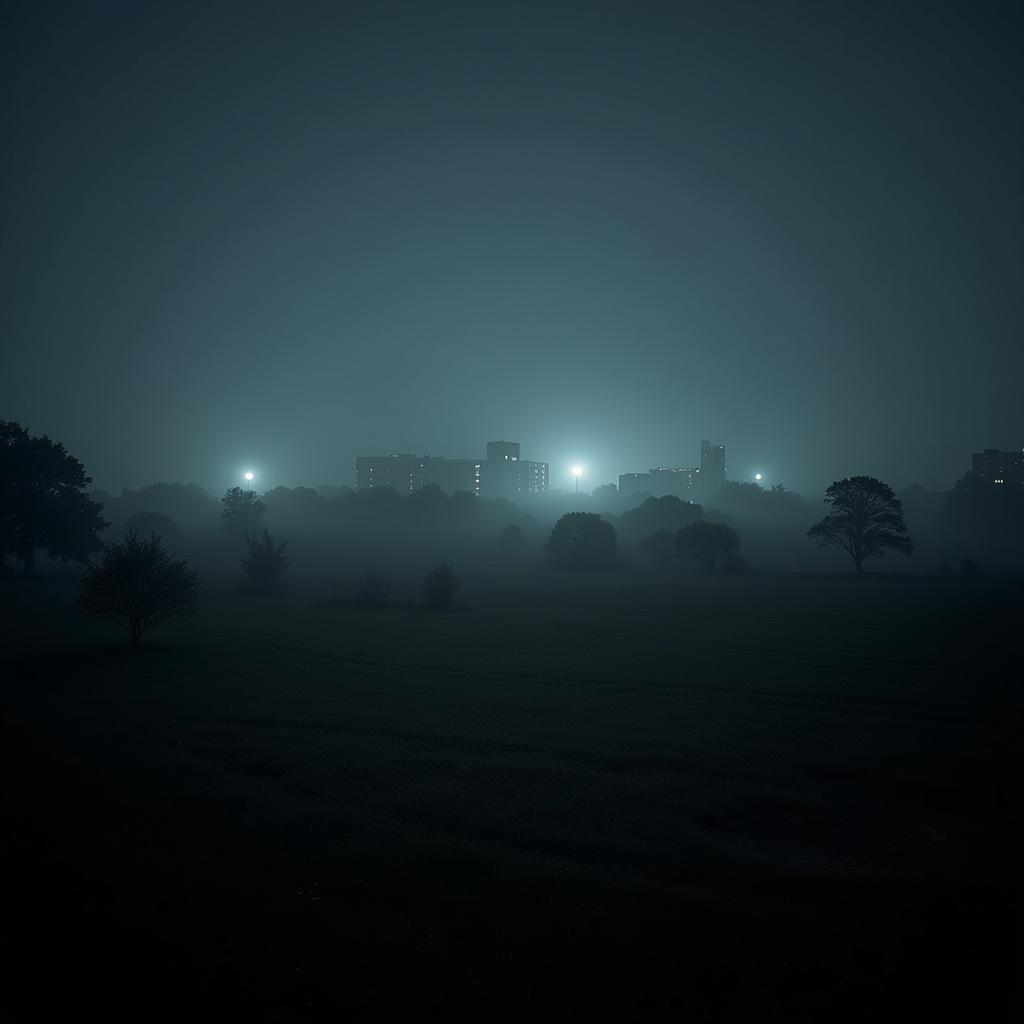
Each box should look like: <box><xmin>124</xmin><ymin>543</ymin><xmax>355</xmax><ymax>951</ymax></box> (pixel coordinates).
<box><xmin>423</xmin><ymin>562</ymin><xmax>461</xmax><ymax>608</ymax></box>
<box><xmin>353</xmin><ymin>567</ymin><xmax>394</xmax><ymax>607</ymax></box>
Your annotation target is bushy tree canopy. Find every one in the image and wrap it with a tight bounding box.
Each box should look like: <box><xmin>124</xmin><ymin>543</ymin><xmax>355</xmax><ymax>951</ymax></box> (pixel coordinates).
<box><xmin>618</xmin><ymin>495</ymin><xmax>703</xmax><ymax>544</ymax></box>
<box><xmin>241</xmin><ymin>528</ymin><xmax>289</xmax><ymax>589</ymax></box>
<box><xmin>78</xmin><ymin>531</ymin><xmax>201</xmax><ymax>644</ymax></box>
<box><xmin>498</xmin><ymin>523</ymin><xmax>525</xmax><ymax>554</ymax></box>
<box><xmin>807</xmin><ymin>476</ymin><xmax>912</xmax><ymax>573</ymax></box>
<box><xmin>545</xmin><ymin>512</ymin><xmax>617</xmax><ymax>568</ymax></box>
<box><xmin>0</xmin><ymin>420</ymin><xmax>107</xmax><ymax>574</ymax></box>
<box><xmin>674</xmin><ymin>521</ymin><xmax>741</xmax><ymax>571</ymax></box>
<box><xmin>221</xmin><ymin>486</ymin><xmax>267</xmax><ymax>534</ymax></box>
<box><xmin>637</xmin><ymin>529</ymin><xmax>676</xmax><ymax>566</ymax></box>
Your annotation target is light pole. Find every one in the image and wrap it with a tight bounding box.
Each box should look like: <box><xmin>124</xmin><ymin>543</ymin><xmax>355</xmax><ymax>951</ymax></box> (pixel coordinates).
<box><xmin>244</xmin><ymin>471</ymin><xmax>255</xmax><ymax>492</ymax></box>
<box><xmin>572</xmin><ymin>465</ymin><xmax>582</xmax><ymax>495</ymax></box>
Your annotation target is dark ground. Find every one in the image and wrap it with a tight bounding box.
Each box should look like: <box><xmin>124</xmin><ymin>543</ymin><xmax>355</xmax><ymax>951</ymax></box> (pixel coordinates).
<box><xmin>1</xmin><ymin>571</ymin><xmax>1019</xmax><ymax>1019</ymax></box>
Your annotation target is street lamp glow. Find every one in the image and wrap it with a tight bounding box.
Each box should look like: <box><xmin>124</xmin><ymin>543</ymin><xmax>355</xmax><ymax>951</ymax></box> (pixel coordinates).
<box><xmin>244</xmin><ymin>471</ymin><xmax>255</xmax><ymax>483</ymax></box>
<box><xmin>572</xmin><ymin>465</ymin><xmax>583</xmax><ymax>495</ymax></box>
<box><xmin>754</xmin><ymin>473</ymin><xmax>762</xmax><ymax>482</ymax></box>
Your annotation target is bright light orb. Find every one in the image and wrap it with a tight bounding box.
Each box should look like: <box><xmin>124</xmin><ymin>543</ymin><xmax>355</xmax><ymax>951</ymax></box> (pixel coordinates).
<box><xmin>244</xmin><ymin>471</ymin><xmax>255</xmax><ymax>482</ymax></box>
<box><xmin>754</xmin><ymin>473</ymin><xmax>763</xmax><ymax>482</ymax></box>
<box><xmin>572</xmin><ymin>466</ymin><xmax>583</xmax><ymax>477</ymax></box>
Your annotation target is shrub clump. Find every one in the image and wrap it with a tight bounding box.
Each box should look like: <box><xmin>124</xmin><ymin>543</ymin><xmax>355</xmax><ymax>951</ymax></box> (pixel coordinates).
<box><xmin>241</xmin><ymin>529</ymin><xmax>289</xmax><ymax>589</ymax></box>
<box><xmin>423</xmin><ymin>562</ymin><xmax>461</xmax><ymax>608</ymax></box>
<box><xmin>353</xmin><ymin>566</ymin><xmax>394</xmax><ymax>607</ymax></box>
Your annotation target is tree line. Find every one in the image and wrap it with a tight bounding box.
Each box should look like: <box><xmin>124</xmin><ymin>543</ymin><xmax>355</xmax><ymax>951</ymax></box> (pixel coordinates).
<box><xmin>11</xmin><ymin>417</ymin><xmax>1019</xmax><ymax>647</ymax></box>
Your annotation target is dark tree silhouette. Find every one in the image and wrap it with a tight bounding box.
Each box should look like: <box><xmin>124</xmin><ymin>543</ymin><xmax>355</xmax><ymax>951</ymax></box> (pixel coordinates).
<box><xmin>423</xmin><ymin>562</ymin><xmax>461</xmax><ymax>608</ymax></box>
<box><xmin>78</xmin><ymin>531</ymin><xmax>201</xmax><ymax>645</ymax></box>
<box><xmin>221</xmin><ymin>486</ymin><xmax>266</xmax><ymax>534</ymax></box>
<box><xmin>545</xmin><ymin>512</ymin><xmax>617</xmax><ymax>568</ymax></box>
<box><xmin>619</xmin><ymin>495</ymin><xmax>703</xmax><ymax>544</ymax></box>
<box><xmin>675</xmin><ymin>521</ymin><xmax>741</xmax><ymax>572</ymax></box>
<box><xmin>711</xmin><ymin>481</ymin><xmax>808</xmax><ymax>528</ymax></box>
<box><xmin>807</xmin><ymin>476</ymin><xmax>913</xmax><ymax>573</ymax></box>
<box><xmin>637</xmin><ymin>529</ymin><xmax>676</xmax><ymax>567</ymax></box>
<box><xmin>0</xmin><ymin>420</ymin><xmax>107</xmax><ymax>574</ymax></box>
<box><xmin>105</xmin><ymin>483</ymin><xmax>219</xmax><ymax>532</ymax></box>
<box><xmin>498</xmin><ymin>523</ymin><xmax>526</xmax><ymax>555</ymax></box>
<box><xmin>590</xmin><ymin>483</ymin><xmax>619</xmax><ymax>509</ymax></box>
<box><xmin>241</xmin><ymin>528</ymin><xmax>289</xmax><ymax>589</ymax></box>
<box><xmin>353</xmin><ymin>566</ymin><xmax>394</xmax><ymax>607</ymax></box>
<box><xmin>945</xmin><ymin>470</ymin><xmax>1023</xmax><ymax>540</ymax></box>
<box><xmin>123</xmin><ymin>511</ymin><xmax>181</xmax><ymax>549</ymax></box>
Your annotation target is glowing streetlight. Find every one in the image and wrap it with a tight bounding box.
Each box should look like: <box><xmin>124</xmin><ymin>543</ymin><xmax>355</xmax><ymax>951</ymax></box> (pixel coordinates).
<box><xmin>244</xmin><ymin>471</ymin><xmax>255</xmax><ymax>490</ymax></box>
<box><xmin>754</xmin><ymin>473</ymin><xmax>763</xmax><ymax>482</ymax></box>
<box><xmin>572</xmin><ymin>465</ymin><xmax>583</xmax><ymax>495</ymax></box>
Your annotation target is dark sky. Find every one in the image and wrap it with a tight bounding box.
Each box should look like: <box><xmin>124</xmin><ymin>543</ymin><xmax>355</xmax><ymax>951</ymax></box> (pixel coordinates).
<box><xmin>2</xmin><ymin>1</ymin><xmax>1021</xmax><ymax>495</ymax></box>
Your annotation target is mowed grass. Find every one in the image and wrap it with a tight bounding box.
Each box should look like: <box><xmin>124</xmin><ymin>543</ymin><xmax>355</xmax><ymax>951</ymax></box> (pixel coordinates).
<box><xmin>2</xmin><ymin>573</ymin><xmax>1019</xmax><ymax>1019</ymax></box>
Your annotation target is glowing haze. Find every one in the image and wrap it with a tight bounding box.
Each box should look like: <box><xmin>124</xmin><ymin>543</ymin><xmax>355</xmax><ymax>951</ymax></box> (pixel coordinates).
<box><xmin>1</xmin><ymin>2</ymin><xmax>1020</xmax><ymax>496</ymax></box>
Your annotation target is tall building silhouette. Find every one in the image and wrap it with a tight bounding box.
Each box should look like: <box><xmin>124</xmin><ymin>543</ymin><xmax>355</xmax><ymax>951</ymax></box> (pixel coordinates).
<box><xmin>700</xmin><ymin>441</ymin><xmax>727</xmax><ymax>487</ymax></box>
<box><xmin>971</xmin><ymin>448</ymin><xmax>1024</xmax><ymax>485</ymax></box>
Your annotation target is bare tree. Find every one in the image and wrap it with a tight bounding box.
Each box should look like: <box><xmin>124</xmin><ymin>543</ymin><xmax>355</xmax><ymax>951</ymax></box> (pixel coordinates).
<box><xmin>78</xmin><ymin>531</ymin><xmax>201</xmax><ymax>645</ymax></box>
<box><xmin>241</xmin><ymin>528</ymin><xmax>289</xmax><ymax>589</ymax></box>
<box><xmin>807</xmin><ymin>476</ymin><xmax>913</xmax><ymax>573</ymax></box>
<box><xmin>674</xmin><ymin>521</ymin><xmax>740</xmax><ymax>572</ymax></box>
<box><xmin>423</xmin><ymin>562</ymin><xmax>461</xmax><ymax>608</ymax></box>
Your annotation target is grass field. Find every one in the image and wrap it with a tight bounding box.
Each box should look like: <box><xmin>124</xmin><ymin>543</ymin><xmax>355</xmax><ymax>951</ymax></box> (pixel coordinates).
<box><xmin>2</xmin><ymin>572</ymin><xmax>1019</xmax><ymax>1019</ymax></box>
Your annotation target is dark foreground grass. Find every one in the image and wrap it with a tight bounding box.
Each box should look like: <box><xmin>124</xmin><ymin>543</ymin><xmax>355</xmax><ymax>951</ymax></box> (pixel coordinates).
<box><xmin>1</xmin><ymin>573</ymin><xmax>1020</xmax><ymax>1019</ymax></box>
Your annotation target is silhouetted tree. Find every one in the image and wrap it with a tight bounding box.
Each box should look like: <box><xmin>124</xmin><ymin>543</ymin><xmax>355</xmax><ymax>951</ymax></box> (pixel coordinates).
<box><xmin>353</xmin><ymin>567</ymin><xmax>394</xmax><ymax>607</ymax></box>
<box><xmin>619</xmin><ymin>495</ymin><xmax>703</xmax><ymax>544</ymax></box>
<box><xmin>637</xmin><ymin>529</ymin><xmax>676</xmax><ymax>567</ymax></box>
<box><xmin>0</xmin><ymin>420</ymin><xmax>107</xmax><ymax>574</ymax></box>
<box><xmin>261</xmin><ymin>486</ymin><xmax>324</xmax><ymax>523</ymax></box>
<box><xmin>78</xmin><ymin>531</ymin><xmax>201</xmax><ymax>645</ymax></box>
<box><xmin>722</xmin><ymin>553</ymin><xmax>748</xmax><ymax>574</ymax></box>
<box><xmin>123</xmin><ymin>511</ymin><xmax>181</xmax><ymax>549</ymax></box>
<box><xmin>675</xmin><ymin>521</ymin><xmax>741</xmax><ymax>572</ymax></box>
<box><xmin>241</xmin><ymin>528</ymin><xmax>289</xmax><ymax>589</ymax></box>
<box><xmin>221</xmin><ymin>486</ymin><xmax>266</xmax><ymax>534</ymax></box>
<box><xmin>106</xmin><ymin>482</ymin><xmax>218</xmax><ymax>532</ymax></box>
<box><xmin>945</xmin><ymin>470</ymin><xmax>1024</xmax><ymax>540</ymax></box>
<box><xmin>498</xmin><ymin>523</ymin><xmax>525</xmax><ymax>555</ymax></box>
<box><xmin>711</xmin><ymin>481</ymin><xmax>808</xmax><ymax>529</ymax></box>
<box><xmin>807</xmin><ymin>476</ymin><xmax>912</xmax><ymax>573</ymax></box>
<box><xmin>423</xmin><ymin>562</ymin><xmax>461</xmax><ymax>608</ymax></box>
<box><xmin>545</xmin><ymin>512</ymin><xmax>617</xmax><ymax>568</ymax></box>
<box><xmin>591</xmin><ymin>483</ymin><xmax>619</xmax><ymax>509</ymax></box>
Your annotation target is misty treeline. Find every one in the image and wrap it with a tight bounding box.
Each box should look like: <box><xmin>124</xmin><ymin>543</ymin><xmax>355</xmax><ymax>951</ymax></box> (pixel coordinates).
<box><xmin>3</xmin><ymin>419</ymin><xmax>1022</xmax><ymax>587</ymax></box>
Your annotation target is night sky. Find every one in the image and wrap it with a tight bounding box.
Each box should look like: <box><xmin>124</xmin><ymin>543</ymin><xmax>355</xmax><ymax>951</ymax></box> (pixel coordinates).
<box><xmin>1</xmin><ymin>1</ymin><xmax>1020</xmax><ymax>495</ymax></box>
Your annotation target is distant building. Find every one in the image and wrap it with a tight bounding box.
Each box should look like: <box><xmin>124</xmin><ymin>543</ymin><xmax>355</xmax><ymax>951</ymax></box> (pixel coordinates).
<box><xmin>700</xmin><ymin>440</ymin><xmax>727</xmax><ymax>487</ymax></box>
<box><xmin>355</xmin><ymin>454</ymin><xmax>425</xmax><ymax>494</ymax></box>
<box><xmin>356</xmin><ymin>441</ymin><xmax>547</xmax><ymax>498</ymax></box>
<box><xmin>971</xmin><ymin>448</ymin><xmax>1024</xmax><ymax>486</ymax></box>
<box><xmin>619</xmin><ymin>467</ymin><xmax>699</xmax><ymax>500</ymax></box>
<box><xmin>422</xmin><ymin>457</ymin><xmax>482</xmax><ymax>495</ymax></box>
<box><xmin>619</xmin><ymin>441</ymin><xmax>725</xmax><ymax>501</ymax></box>
<box><xmin>486</xmin><ymin>440</ymin><xmax>520</xmax><ymax>464</ymax></box>
<box><xmin>618</xmin><ymin>472</ymin><xmax>653</xmax><ymax>499</ymax></box>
